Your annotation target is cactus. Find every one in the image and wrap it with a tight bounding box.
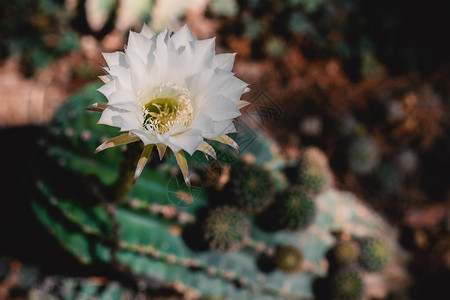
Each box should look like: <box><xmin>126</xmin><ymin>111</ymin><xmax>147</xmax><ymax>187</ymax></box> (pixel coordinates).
<box><xmin>0</xmin><ymin>257</ymin><xmax>136</xmax><ymax>300</ymax></box>
<box><xmin>332</xmin><ymin>240</ymin><xmax>360</xmax><ymax>266</ymax></box>
<box><xmin>359</xmin><ymin>237</ymin><xmax>391</xmax><ymax>271</ymax></box>
<box><xmin>298</xmin><ymin>147</ymin><xmax>332</xmax><ymax>194</ymax></box>
<box><xmin>28</xmin><ymin>83</ymin><xmax>405</xmax><ymax>300</ymax></box>
<box><xmin>203</xmin><ymin>206</ymin><xmax>250</xmax><ymax>252</ymax></box>
<box><xmin>330</xmin><ymin>269</ymin><xmax>364</xmax><ymax>300</ymax></box>
<box><xmin>347</xmin><ymin>137</ymin><xmax>380</xmax><ymax>175</ymax></box>
<box><xmin>277</xmin><ymin>186</ymin><xmax>316</xmax><ymax>231</ymax></box>
<box><xmin>274</xmin><ymin>245</ymin><xmax>304</xmax><ymax>274</ymax></box>
<box><xmin>225</xmin><ymin>162</ymin><xmax>276</xmax><ymax>213</ymax></box>
<box><xmin>264</xmin><ymin>37</ymin><xmax>288</xmax><ymax>58</ymax></box>
<box><xmin>28</xmin><ymin>276</ymin><xmax>138</xmax><ymax>300</ymax></box>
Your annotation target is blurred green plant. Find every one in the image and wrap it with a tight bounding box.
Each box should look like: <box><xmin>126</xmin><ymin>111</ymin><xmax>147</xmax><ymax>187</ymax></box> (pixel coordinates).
<box><xmin>0</xmin><ymin>0</ymin><xmax>79</xmax><ymax>71</ymax></box>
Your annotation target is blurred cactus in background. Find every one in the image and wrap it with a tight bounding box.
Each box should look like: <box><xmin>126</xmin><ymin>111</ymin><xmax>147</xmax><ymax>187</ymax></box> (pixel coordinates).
<box><xmin>203</xmin><ymin>206</ymin><xmax>250</xmax><ymax>252</ymax></box>
<box><xmin>347</xmin><ymin>137</ymin><xmax>380</xmax><ymax>176</ymax></box>
<box><xmin>332</xmin><ymin>240</ymin><xmax>360</xmax><ymax>267</ymax></box>
<box><xmin>359</xmin><ymin>237</ymin><xmax>391</xmax><ymax>272</ymax></box>
<box><xmin>330</xmin><ymin>269</ymin><xmax>364</xmax><ymax>300</ymax></box>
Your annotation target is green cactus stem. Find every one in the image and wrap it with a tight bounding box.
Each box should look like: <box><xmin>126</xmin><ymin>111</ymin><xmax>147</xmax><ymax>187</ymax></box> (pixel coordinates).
<box><xmin>111</xmin><ymin>141</ymin><xmax>145</xmax><ymax>202</ymax></box>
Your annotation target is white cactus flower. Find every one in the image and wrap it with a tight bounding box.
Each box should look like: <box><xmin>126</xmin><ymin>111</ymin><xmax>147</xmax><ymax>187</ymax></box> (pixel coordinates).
<box><xmin>88</xmin><ymin>24</ymin><xmax>250</xmax><ymax>187</ymax></box>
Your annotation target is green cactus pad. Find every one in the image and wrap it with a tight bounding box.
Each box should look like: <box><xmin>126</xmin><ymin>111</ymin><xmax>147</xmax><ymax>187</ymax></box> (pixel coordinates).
<box><xmin>204</xmin><ymin>206</ymin><xmax>250</xmax><ymax>252</ymax></box>
<box><xmin>332</xmin><ymin>240</ymin><xmax>360</xmax><ymax>266</ymax></box>
<box><xmin>298</xmin><ymin>147</ymin><xmax>332</xmax><ymax>195</ymax></box>
<box><xmin>331</xmin><ymin>269</ymin><xmax>364</xmax><ymax>300</ymax></box>
<box><xmin>277</xmin><ymin>186</ymin><xmax>316</xmax><ymax>230</ymax></box>
<box><xmin>275</xmin><ymin>245</ymin><xmax>304</xmax><ymax>274</ymax></box>
<box><xmin>359</xmin><ymin>237</ymin><xmax>391</xmax><ymax>271</ymax></box>
<box><xmin>226</xmin><ymin>163</ymin><xmax>276</xmax><ymax>213</ymax></box>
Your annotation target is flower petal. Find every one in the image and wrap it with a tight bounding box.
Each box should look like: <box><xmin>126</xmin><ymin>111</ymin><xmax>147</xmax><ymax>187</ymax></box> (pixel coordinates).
<box><xmin>140</xmin><ymin>23</ymin><xmax>156</xmax><ymax>39</ymax></box>
<box><xmin>169</xmin><ymin>129</ymin><xmax>204</xmax><ymax>156</ymax></box>
<box><xmin>174</xmin><ymin>150</ymin><xmax>190</xmax><ymax>189</ymax></box>
<box><xmin>133</xmin><ymin>144</ymin><xmax>154</xmax><ymax>184</ymax></box>
<box><xmin>94</xmin><ymin>133</ymin><xmax>139</xmax><ymax>153</ymax></box>
<box><xmin>236</xmin><ymin>100</ymin><xmax>251</xmax><ymax>109</ymax></box>
<box><xmin>113</xmin><ymin>111</ymin><xmax>143</xmax><ymax>132</ymax></box>
<box><xmin>97</xmin><ymin>106</ymin><xmax>122</xmax><ymax>127</ymax></box>
<box><xmin>97</xmin><ymin>79</ymin><xmax>119</xmax><ymax>97</ymax></box>
<box><xmin>208</xmin><ymin>135</ymin><xmax>240</xmax><ymax>152</ymax></box>
<box><xmin>130</xmin><ymin>129</ymin><xmax>159</xmax><ymax>145</ymax></box>
<box><xmin>199</xmin><ymin>95</ymin><xmax>241</xmax><ymax>122</ymax></box>
<box><xmin>205</xmin><ymin>120</ymin><xmax>236</xmax><ymax>138</ymax></box>
<box><xmin>98</xmin><ymin>74</ymin><xmax>113</xmax><ymax>83</ymax></box>
<box><xmin>107</xmin><ymin>90</ymin><xmax>136</xmax><ymax>105</ymax></box>
<box><xmin>106</xmin><ymin>65</ymin><xmax>132</xmax><ymax>90</ymax></box>
<box><xmin>102</xmin><ymin>52</ymin><xmax>127</xmax><ymax>67</ymax></box>
<box><xmin>85</xmin><ymin>102</ymin><xmax>107</xmax><ymax>113</ymax></box>
<box><xmin>127</xmin><ymin>31</ymin><xmax>152</xmax><ymax>64</ymax></box>
<box><xmin>125</xmin><ymin>50</ymin><xmax>151</xmax><ymax>91</ymax></box>
<box><xmin>171</xmin><ymin>24</ymin><xmax>197</xmax><ymax>49</ymax></box>
<box><xmin>213</xmin><ymin>53</ymin><xmax>236</xmax><ymax>71</ymax></box>
<box><xmin>190</xmin><ymin>112</ymin><xmax>214</xmax><ymax>136</ymax></box>
<box><xmin>214</xmin><ymin>73</ymin><xmax>249</xmax><ymax>102</ymax></box>
<box><xmin>156</xmin><ymin>143</ymin><xmax>167</xmax><ymax>160</ymax></box>
<box><xmin>197</xmin><ymin>141</ymin><xmax>216</xmax><ymax>160</ymax></box>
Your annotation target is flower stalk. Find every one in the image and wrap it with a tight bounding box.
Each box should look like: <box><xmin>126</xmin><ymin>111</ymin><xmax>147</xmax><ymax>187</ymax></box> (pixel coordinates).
<box><xmin>111</xmin><ymin>141</ymin><xmax>145</xmax><ymax>202</ymax></box>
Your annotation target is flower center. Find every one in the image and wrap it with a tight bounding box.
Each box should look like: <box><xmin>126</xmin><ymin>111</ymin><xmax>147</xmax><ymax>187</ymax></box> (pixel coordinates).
<box><xmin>140</xmin><ymin>83</ymin><xmax>194</xmax><ymax>134</ymax></box>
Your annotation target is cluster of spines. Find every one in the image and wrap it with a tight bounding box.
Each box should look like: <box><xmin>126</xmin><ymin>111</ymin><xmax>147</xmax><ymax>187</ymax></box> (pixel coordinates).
<box><xmin>332</xmin><ymin>240</ymin><xmax>361</xmax><ymax>266</ymax></box>
<box><xmin>203</xmin><ymin>206</ymin><xmax>250</xmax><ymax>252</ymax></box>
<box><xmin>226</xmin><ymin>162</ymin><xmax>276</xmax><ymax>213</ymax></box>
<box><xmin>359</xmin><ymin>237</ymin><xmax>391</xmax><ymax>271</ymax></box>
<box><xmin>330</xmin><ymin>268</ymin><xmax>364</xmax><ymax>300</ymax></box>
<box><xmin>276</xmin><ymin>186</ymin><xmax>316</xmax><ymax>231</ymax></box>
<box><xmin>274</xmin><ymin>245</ymin><xmax>304</xmax><ymax>274</ymax></box>
<box><xmin>298</xmin><ymin>147</ymin><xmax>332</xmax><ymax>195</ymax></box>
<box><xmin>326</xmin><ymin>234</ymin><xmax>392</xmax><ymax>299</ymax></box>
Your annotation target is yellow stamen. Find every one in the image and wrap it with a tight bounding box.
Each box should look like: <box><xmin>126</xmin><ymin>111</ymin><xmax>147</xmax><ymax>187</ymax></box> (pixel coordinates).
<box><xmin>140</xmin><ymin>83</ymin><xmax>193</xmax><ymax>134</ymax></box>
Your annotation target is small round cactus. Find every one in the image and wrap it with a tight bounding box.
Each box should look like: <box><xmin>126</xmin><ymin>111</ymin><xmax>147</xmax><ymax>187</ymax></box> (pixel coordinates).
<box><xmin>227</xmin><ymin>163</ymin><xmax>276</xmax><ymax>213</ymax></box>
<box><xmin>204</xmin><ymin>207</ymin><xmax>250</xmax><ymax>252</ymax></box>
<box><xmin>331</xmin><ymin>269</ymin><xmax>364</xmax><ymax>300</ymax></box>
<box><xmin>332</xmin><ymin>240</ymin><xmax>360</xmax><ymax>266</ymax></box>
<box><xmin>277</xmin><ymin>186</ymin><xmax>316</xmax><ymax>230</ymax></box>
<box><xmin>359</xmin><ymin>237</ymin><xmax>391</xmax><ymax>271</ymax></box>
<box><xmin>274</xmin><ymin>245</ymin><xmax>304</xmax><ymax>274</ymax></box>
<box><xmin>264</xmin><ymin>37</ymin><xmax>287</xmax><ymax>58</ymax></box>
<box><xmin>348</xmin><ymin>137</ymin><xmax>380</xmax><ymax>175</ymax></box>
<box><xmin>298</xmin><ymin>147</ymin><xmax>332</xmax><ymax>194</ymax></box>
